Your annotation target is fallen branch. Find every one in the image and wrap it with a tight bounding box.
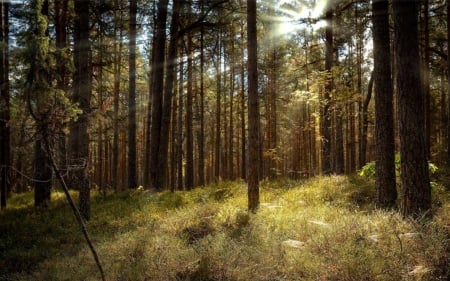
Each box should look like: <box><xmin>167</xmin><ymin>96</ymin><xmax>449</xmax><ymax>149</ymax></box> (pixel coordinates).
<box><xmin>44</xmin><ymin>139</ymin><xmax>106</xmax><ymax>281</ymax></box>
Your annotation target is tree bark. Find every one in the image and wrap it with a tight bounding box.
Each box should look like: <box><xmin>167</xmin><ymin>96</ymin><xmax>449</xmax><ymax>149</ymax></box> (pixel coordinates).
<box><xmin>321</xmin><ymin>8</ymin><xmax>333</xmax><ymax>175</ymax></box>
<box><xmin>148</xmin><ymin>0</ymin><xmax>168</xmax><ymax>189</ymax></box>
<box><xmin>71</xmin><ymin>0</ymin><xmax>91</xmax><ymax>220</ymax></box>
<box><xmin>372</xmin><ymin>0</ymin><xmax>397</xmax><ymax>209</ymax></box>
<box><xmin>392</xmin><ymin>0</ymin><xmax>431</xmax><ymax>218</ymax></box>
<box><xmin>185</xmin><ymin>33</ymin><xmax>194</xmax><ymax>190</ymax></box>
<box><xmin>128</xmin><ymin>0</ymin><xmax>138</xmax><ymax>189</ymax></box>
<box><xmin>157</xmin><ymin>0</ymin><xmax>180</xmax><ymax>189</ymax></box>
<box><xmin>247</xmin><ymin>0</ymin><xmax>260</xmax><ymax>212</ymax></box>
<box><xmin>447</xmin><ymin>0</ymin><xmax>450</xmax><ymax>167</ymax></box>
<box><xmin>0</xmin><ymin>0</ymin><xmax>9</xmax><ymax>209</ymax></box>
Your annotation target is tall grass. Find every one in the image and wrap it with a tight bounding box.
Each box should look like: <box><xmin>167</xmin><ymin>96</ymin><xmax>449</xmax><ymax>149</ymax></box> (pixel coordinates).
<box><xmin>1</xmin><ymin>176</ymin><xmax>448</xmax><ymax>281</ymax></box>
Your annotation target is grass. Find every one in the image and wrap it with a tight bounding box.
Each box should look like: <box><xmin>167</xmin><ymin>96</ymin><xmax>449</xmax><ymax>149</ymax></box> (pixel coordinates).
<box><xmin>0</xmin><ymin>175</ymin><xmax>449</xmax><ymax>281</ymax></box>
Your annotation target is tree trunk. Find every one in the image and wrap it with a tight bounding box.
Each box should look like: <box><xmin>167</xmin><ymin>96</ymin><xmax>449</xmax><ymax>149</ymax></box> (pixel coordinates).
<box><xmin>392</xmin><ymin>0</ymin><xmax>431</xmax><ymax>218</ymax></box>
<box><xmin>321</xmin><ymin>8</ymin><xmax>333</xmax><ymax>175</ymax></box>
<box><xmin>128</xmin><ymin>0</ymin><xmax>138</xmax><ymax>189</ymax></box>
<box><xmin>360</xmin><ymin>72</ymin><xmax>373</xmax><ymax>168</ymax></box>
<box><xmin>157</xmin><ymin>0</ymin><xmax>180</xmax><ymax>189</ymax></box>
<box><xmin>447</xmin><ymin>0</ymin><xmax>450</xmax><ymax>167</ymax></box>
<box><xmin>247</xmin><ymin>0</ymin><xmax>260</xmax><ymax>212</ymax></box>
<box><xmin>148</xmin><ymin>0</ymin><xmax>168</xmax><ymax>189</ymax></box>
<box><xmin>32</xmin><ymin>0</ymin><xmax>52</xmax><ymax>208</ymax></box>
<box><xmin>198</xmin><ymin>0</ymin><xmax>206</xmax><ymax>186</ymax></box>
<box><xmin>422</xmin><ymin>0</ymin><xmax>431</xmax><ymax>158</ymax></box>
<box><xmin>215</xmin><ymin>34</ymin><xmax>222</xmax><ymax>182</ymax></box>
<box><xmin>372</xmin><ymin>0</ymin><xmax>397</xmax><ymax>209</ymax></box>
<box><xmin>112</xmin><ymin>0</ymin><xmax>122</xmax><ymax>189</ymax></box>
<box><xmin>71</xmin><ymin>0</ymin><xmax>91</xmax><ymax>220</ymax></box>
<box><xmin>0</xmin><ymin>0</ymin><xmax>9</xmax><ymax>209</ymax></box>
<box><xmin>185</xmin><ymin>33</ymin><xmax>194</xmax><ymax>190</ymax></box>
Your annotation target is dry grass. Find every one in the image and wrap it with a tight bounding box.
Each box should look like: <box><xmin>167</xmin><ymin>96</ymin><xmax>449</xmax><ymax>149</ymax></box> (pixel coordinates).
<box><xmin>1</xmin><ymin>176</ymin><xmax>449</xmax><ymax>281</ymax></box>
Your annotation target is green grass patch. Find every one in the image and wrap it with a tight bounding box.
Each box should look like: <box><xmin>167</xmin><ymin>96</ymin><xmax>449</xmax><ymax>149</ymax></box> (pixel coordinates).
<box><xmin>1</xmin><ymin>175</ymin><xmax>449</xmax><ymax>281</ymax></box>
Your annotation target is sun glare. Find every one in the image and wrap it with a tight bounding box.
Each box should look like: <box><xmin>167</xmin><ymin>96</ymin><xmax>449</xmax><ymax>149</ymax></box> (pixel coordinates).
<box><xmin>269</xmin><ymin>0</ymin><xmax>330</xmax><ymax>39</ymax></box>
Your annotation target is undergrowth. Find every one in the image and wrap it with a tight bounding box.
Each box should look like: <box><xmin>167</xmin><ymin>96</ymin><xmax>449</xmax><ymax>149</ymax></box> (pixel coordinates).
<box><xmin>1</xmin><ymin>176</ymin><xmax>449</xmax><ymax>281</ymax></box>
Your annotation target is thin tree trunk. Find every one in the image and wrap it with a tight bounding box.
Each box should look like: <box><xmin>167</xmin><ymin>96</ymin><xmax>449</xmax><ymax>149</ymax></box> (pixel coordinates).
<box><xmin>128</xmin><ymin>0</ymin><xmax>138</xmax><ymax>189</ymax></box>
<box><xmin>112</xmin><ymin>2</ymin><xmax>122</xmax><ymax>189</ymax></box>
<box><xmin>447</xmin><ymin>0</ymin><xmax>450</xmax><ymax>167</ymax></box>
<box><xmin>0</xmin><ymin>0</ymin><xmax>9</xmax><ymax>209</ymax></box>
<box><xmin>198</xmin><ymin>0</ymin><xmax>205</xmax><ymax>186</ymax></box>
<box><xmin>215</xmin><ymin>34</ymin><xmax>222</xmax><ymax>182</ymax></box>
<box><xmin>321</xmin><ymin>8</ymin><xmax>333</xmax><ymax>175</ymax></box>
<box><xmin>185</xmin><ymin>33</ymin><xmax>194</xmax><ymax>190</ymax></box>
<box><xmin>360</xmin><ymin>72</ymin><xmax>373</xmax><ymax>168</ymax></box>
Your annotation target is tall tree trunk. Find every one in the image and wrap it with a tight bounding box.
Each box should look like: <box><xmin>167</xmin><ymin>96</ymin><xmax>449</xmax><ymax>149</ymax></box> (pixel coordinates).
<box><xmin>247</xmin><ymin>0</ymin><xmax>260</xmax><ymax>212</ymax></box>
<box><xmin>360</xmin><ymin>72</ymin><xmax>373</xmax><ymax>168</ymax></box>
<box><xmin>215</xmin><ymin>34</ymin><xmax>222</xmax><ymax>182</ymax></box>
<box><xmin>447</xmin><ymin>0</ymin><xmax>450</xmax><ymax>167</ymax></box>
<box><xmin>321</xmin><ymin>8</ymin><xmax>333</xmax><ymax>175</ymax></box>
<box><xmin>392</xmin><ymin>0</ymin><xmax>431</xmax><ymax>218</ymax></box>
<box><xmin>185</xmin><ymin>33</ymin><xmax>194</xmax><ymax>190</ymax></box>
<box><xmin>240</xmin><ymin>20</ymin><xmax>246</xmax><ymax>180</ymax></box>
<box><xmin>372</xmin><ymin>0</ymin><xmax>397</xmax><ymax>209</ymax></box>
<box><xmin>55</xmin><ymin>0</ymin><xmax>68</xmax><ymax>178</ymax></box>
<box><xmin>177</xmin><ymin>53</ymin><xmax>184</xmax><ymax>190</ymax></box>
<box><xmin>128</xmin><ymin>0</ymin><xmax>138</xmax><ymax>189</ymax></box>
<box><xmin>198</xmin><ymin>0</ymin><xmax>205</xmax><ymax>186</ymax></box>
<box><xmin>148</xmin><ymin>0</ymin><xmax>168</xmax><ymax>189</ymax></box>
<box><xmin>71</xmin><ymin>0</ymin><xmax>91</xmax><ymax>220</ymax></box>
<box><xmin>33</xmin><ymin>0</ymin><xmax>52</xmax><ymax>208</ymax></box>
<box><xmin>157</xmin><ymin>0</ymin><xmax>180</xmax><ymax>189</ymax></box>
<box><xmin>112</xmin><ymin>0</ymin><xmax>122</xmax><ymax>189</ymax></box>
<box><xmin>422</xmin><ymin>0</ymin><xmax>431</xmax><ymax>158</ymax></box>
<box><xmin>0</xmin><ymin>0</ymin><xmax>9</xmax><ymax>209</ymax></box>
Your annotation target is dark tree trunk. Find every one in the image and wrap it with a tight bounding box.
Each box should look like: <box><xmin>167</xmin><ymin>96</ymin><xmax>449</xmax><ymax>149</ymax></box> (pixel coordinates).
<box><xmin>55</xmin><ymin>0</ymin><xmax>68</xmax><ymax>178</ymax></box>
<box><xmin>392</xmin><ymin>0</ymin><xmax>431</xmax><ymax>218</ymax></box>
<box><xmin>0</xmin><ymin>0</ymin><xmax>9</xmax><ymax>209</ymax></box>
<box><xmin>112</xmin><ymin>0</ymin><xmax>122</xmax><ymax>189</ymax></box>
<box><xmin>447</xmin><ymin>0</ymin><xmax>450</xmax><ymax>167</ymax></box>
<box><xmin>372</xmin><ymin>0</ymin><xmax>397</xmax><ymax>209</ymax></box>
<box><xmin>71</xmin><ymin>0</ymin><xmax>91</xmax><ymax>220</ymax></box>
<box><xmin>422</xmin><ymin>0</ymin><xmax>431</xmax><ymax>158</ymax></box>
<box><xmin>198</xmin><ymin>0</ymin><xmax>206</xmax><ymax>186</ymax></box>
<box><xmin>247</xmin><ymin>0</ymin><xmax>260</xmax><ymax>212</ymax></box>
<box><xmin>128</xmin><ymin>0</ymin><xmax>138</xmax><ymax>189</ymax></box>
<box><xmin>240</xmin><ymin>23</ymin><xmax>246</xmax><ymax>180</ymax></box>
<box><xmin>157</xmin><ymin>0</ymin><xmax>180</xmax><ymax>189</ymax></box>
<box><xmin>185</xmin><ymin>33</ymin><xmax>194</xmax><ymax>190</ymax></box>
<box><xmin>148</xmin><ymin>0</ymin><xmax>168</xmax><ymax>189</ymax></box>
<box><xmin>33</xmin><ymin>0</ymin><xmax>52</xmax><ymax>208</ymax></box>
<box><xmin>215</xmin><ymin>34</ymin><xmax>222</xmax><ymax>182</ymax></box>
<box><xmin>177</xmin><ymin>55</ymin><xmax>184</xmax><ymax>190</ymax></box>
<box><xmin>360</xmin><ymin>72</ymin><xmax>373</xmax><ymax>168</ymax></box>
<box><xmin>321</xmin><ymin>8</ymin><xmax>333</xmax><ymax>175</ymax></box>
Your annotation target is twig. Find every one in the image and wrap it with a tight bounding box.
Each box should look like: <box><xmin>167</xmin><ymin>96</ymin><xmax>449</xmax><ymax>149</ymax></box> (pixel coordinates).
<box><xmin>44</xmin><ymin>139</ymin><xmax>106</xmax><ymax>281</ymax></box>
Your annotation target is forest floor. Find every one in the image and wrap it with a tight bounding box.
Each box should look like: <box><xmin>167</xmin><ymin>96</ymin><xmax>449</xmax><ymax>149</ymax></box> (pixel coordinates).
<box><xmin>1</xmin><ymin>175</ymin><xmax>449</xmax><ymax>281</ymax></box>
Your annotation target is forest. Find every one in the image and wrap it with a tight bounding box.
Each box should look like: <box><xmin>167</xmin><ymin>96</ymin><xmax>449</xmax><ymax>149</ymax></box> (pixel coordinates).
<box><xmin>0</xmin><ymin>0</ymin><xmax>450</xmax><ymax>280</ymax></box>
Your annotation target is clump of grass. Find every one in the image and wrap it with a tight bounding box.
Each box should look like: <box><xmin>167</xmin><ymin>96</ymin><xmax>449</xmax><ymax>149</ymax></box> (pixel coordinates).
<box><xmin>1</xmin><ymin>175</ymin><xmax>449</xmax><ymax>281</ymax></box>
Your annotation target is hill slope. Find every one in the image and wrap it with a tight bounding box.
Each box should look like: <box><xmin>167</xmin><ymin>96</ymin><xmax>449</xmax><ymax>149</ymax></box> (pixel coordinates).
<box><xmin>1</xmin><ymin>176</ymin><xmax>449</xmax><ymax>281</ymax></box>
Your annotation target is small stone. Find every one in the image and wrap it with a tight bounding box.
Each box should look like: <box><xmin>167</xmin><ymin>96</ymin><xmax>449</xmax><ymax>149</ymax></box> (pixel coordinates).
<box><xmin>282</xmin><ymin>239</ymin><xmax>306</xmax><ymax>249</ymax></box>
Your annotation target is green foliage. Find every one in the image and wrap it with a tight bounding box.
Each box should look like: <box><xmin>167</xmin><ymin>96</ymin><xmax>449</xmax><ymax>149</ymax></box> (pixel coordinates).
<box><xmin>1</xmin><ymin>177</ymin><xmax>449</xmax><ymax>281</ymax></box>
<box><xmin>359</xmin><ymin>153</ymin><xmax>438</xmax><ymax>180</ymax></box>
